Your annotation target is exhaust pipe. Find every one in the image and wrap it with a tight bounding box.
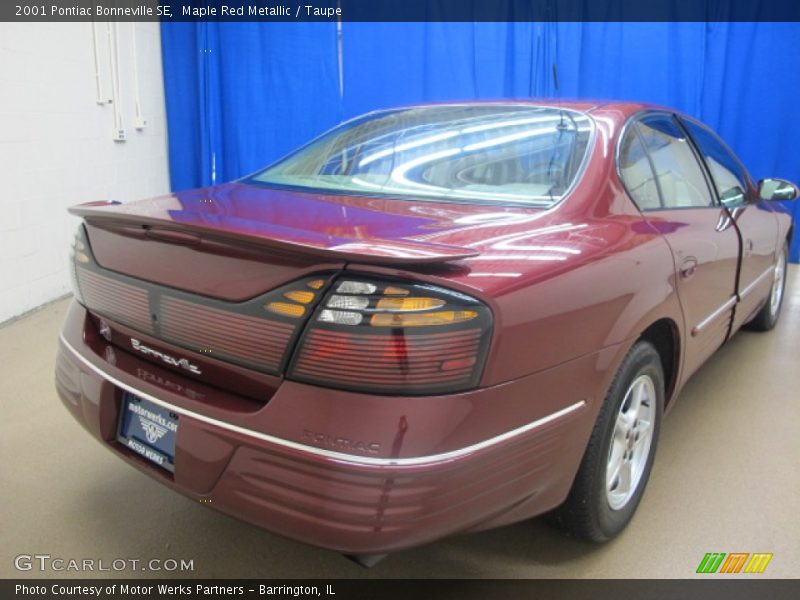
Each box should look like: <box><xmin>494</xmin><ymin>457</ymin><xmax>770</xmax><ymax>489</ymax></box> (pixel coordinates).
<box><xmin>343</xmin><ymin>553</ymin><xmax>387</xmax><ymax>568</ymax></box>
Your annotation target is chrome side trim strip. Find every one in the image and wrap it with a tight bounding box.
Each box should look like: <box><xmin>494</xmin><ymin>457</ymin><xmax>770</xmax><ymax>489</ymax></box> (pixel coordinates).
<box><xmin>739</xmin><ymin>266</ymin><xmax>775</xmax><ymax>299</ymax></box>
<box><xmin>692</xmin><ymin>296</ymin><xmax>737</xmax><ymax>337</ymax></box>
<box><xmin>691</xmin><ymin>265</ymin><xmax>776</xmax><ymax>337</ymax></box>
<box><xmin>59</xmin><ymin>334</ymin><xmax>586</xmax><ymax>468</ymax></box>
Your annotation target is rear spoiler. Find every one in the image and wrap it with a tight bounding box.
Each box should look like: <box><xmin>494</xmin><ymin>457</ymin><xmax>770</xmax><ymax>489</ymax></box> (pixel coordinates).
<box><xmin>69</xmin><ymin>202</ymin><xmax>479</xmax><ymax>265</ymax></box>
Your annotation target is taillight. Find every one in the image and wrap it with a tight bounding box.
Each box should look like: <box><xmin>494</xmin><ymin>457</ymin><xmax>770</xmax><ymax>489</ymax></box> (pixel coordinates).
<box><xmin>69</xmin><ymin>222</ymin><xmax>334</xmax><ymax>375</ymax></box>
<box><xmin>70</xmin><ymin>224</ymin><xmax>157</xmax><ymax>335</ymax></box>
<box><xmin>157</xmin><ymin>277</ymin><xmax>328</xmax><ymax>373</ymax></box>
<box><xmin>289</xmin><ymin>277</ymin><xmax>493</xmax><ymax>395</ymax></box>
<box><xmin>69</xmin><ymin>225</ymin><xmax>89</xmax><ymax>304</ymax></box>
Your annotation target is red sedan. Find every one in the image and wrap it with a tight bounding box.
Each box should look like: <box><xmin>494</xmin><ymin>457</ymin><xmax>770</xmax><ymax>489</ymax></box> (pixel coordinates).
<box><xmin>56</xmin><ymin>101</ymin><xmax>796</xmax><ymax>565</ymax></box>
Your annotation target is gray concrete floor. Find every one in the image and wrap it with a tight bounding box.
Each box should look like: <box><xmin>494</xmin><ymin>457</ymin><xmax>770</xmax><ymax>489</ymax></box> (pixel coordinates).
<box><xmin>1</xmin><ymin>267</ymin><xmax>798</xmax><ymax>579</ymax></box>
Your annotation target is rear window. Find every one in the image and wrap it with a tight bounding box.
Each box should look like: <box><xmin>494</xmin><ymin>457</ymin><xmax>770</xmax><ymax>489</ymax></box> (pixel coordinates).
<box><xmin>250</xmin><ymin>105</ymin><xmax>594</xmax><ymax>207</ymax></box>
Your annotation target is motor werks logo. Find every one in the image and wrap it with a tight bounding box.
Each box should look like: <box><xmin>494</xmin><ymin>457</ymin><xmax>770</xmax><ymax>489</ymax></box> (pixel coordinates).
<box><xmin>696</xmin><ymin>552</ymin><xmax>773</xmax><ymax>574</ymax></box>
<box><xmin>128</xmin><ymin>401</ymin><xmax>177</xmax><ymax>444</ymax></box>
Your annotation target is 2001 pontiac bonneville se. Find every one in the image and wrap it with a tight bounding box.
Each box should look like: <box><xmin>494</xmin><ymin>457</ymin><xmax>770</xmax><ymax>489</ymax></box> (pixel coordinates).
<box><xmin>56</xmin><ymin>101</ymin><xmax>796</xmax><ymax>564</ymax></box>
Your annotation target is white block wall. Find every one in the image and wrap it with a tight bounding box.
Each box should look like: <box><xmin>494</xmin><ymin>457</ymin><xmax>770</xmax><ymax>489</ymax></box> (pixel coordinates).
<box><xmin>0</xmin><ymin>22</ymin><xmax>170</xmax><ymax>323</ymax></box>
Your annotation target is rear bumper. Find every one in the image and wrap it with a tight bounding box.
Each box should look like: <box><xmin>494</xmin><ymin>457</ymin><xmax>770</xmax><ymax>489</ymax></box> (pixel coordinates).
<box><xmin>56</xmin><ymin>300</ymin><xmax>609</xmax><ymax>554</ymax></box>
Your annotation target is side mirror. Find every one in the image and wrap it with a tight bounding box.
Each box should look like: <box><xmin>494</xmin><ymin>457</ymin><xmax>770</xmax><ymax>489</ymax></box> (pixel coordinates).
<box><xmin>758</xmin><ymin>178</ymin><xmax>799</xmax><ymax>201</ymax></box>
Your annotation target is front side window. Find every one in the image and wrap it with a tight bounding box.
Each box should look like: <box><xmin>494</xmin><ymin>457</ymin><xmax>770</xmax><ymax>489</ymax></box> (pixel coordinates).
<box><xmin>681</xmin><ymin>119</ymin><xmax>749</xmax><ymax>207</ymax></box>
<box><xmin>635</xmin><ymin>115</ymin><xmax>714</xmax><ymax>209</ymax></box>
<box><xmin>250</xmin><ymin>105</ymin><xmax>594</xmax><ymax>206</ymax></box>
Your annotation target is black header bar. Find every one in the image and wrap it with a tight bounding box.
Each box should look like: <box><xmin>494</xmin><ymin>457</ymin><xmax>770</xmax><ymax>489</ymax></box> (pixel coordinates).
<box><xmin>3</xmin><ymin>0</ymin><xmax>800</xmax><ymax>23</ymax></box>
<box><xmin>4</xmin><ymin>579</ymin><xmax>800</xmax><ymax>600</ymax></box>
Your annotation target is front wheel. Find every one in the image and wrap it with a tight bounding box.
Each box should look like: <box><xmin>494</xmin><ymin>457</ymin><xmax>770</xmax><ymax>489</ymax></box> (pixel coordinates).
<box><xmin>549</xmin><ymin>341</ymin><xmax>664</xmax><ymax>542</ymax></box>
<box><xmin>745</xmin><ymin>242</ymin><xmax>788</xmax><ymax>331</ymax></box>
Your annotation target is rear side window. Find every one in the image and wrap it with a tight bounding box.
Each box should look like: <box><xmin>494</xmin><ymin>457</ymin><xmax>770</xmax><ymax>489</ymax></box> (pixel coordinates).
<box><xmin>681</xmin><ymin>119</ymin><xmax>749</xmax><ymax>207</ymax></box>
<box><xmin>635</xmin><ymin>115</ymin><xmax>714</xmax><ymax>209</ymax></box>
<box><xmin>618</xmin><ymin>126</ymin><xmax>661</xmax><ymax>210</ymax></box>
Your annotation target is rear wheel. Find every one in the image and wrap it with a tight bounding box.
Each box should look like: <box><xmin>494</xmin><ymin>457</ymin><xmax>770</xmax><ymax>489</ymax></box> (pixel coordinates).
<box><xmin>550</xmin><ymin>341</ymin><xmax>664</xmax><ymax>542</ymax></box>
<box><xmin>745</xmin><ymin>243</ymin><xmax>788</xmax><ymax>331</ymax></box>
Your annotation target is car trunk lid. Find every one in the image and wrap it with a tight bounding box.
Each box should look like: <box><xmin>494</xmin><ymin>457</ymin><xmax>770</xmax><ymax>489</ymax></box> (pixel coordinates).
<box><xmin>70</xmin><ymin>182</ymin><xmax>482</xmax><ymax>300</ymax></box>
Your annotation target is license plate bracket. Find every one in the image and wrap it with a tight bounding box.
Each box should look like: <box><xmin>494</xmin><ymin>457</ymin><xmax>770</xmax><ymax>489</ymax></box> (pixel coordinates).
<box><xmin>117</xmin><ymin>392</ymin><xmax>178</xmax><ymax>472</ymax></box>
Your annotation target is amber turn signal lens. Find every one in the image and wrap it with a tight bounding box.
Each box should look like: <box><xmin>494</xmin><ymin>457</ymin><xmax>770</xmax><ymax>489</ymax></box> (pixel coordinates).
<box><xmin>383</xmin><ymin>285</ymin><xmax>409</xmax><ymax>296</ymax></box>
<box><xmin>370</xmin><ymin>310</ymin><xmax>478</xmax><ymax>327</ymax></box>
<box><xmin>266</xmin><ymin>301</ymin><xmax>306</xmax><ymax>318</ymax></box>
<box><xmin>307</xmin><ymin>279</ymin><xmax>326</xmax><ymax>290</ymax></box>
<box><xmin>375</xmin><ymin>297</ymin><xmax>445</xmax><ymax>311</ymax></box>
<box><xmin>284</xmin><ymin>290</ymin><xmax>315</xmax><ymax>304</ymax></box>
<box><xmin>291</xmin><ymin>276</ymin><xmax>492</xmax><ymax>395</ymax></box>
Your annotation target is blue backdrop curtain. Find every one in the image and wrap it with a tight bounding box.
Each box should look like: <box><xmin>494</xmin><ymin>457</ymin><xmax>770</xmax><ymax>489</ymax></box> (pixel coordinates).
<box><xmin>160</xmin><ymin>21</ymin><xmax>800</xmax><ymax>261</ymax></box>
<box><xmin>160</xmin><ymin>22</ymin><xmax>341</xmax><ymax>191</ymax></box>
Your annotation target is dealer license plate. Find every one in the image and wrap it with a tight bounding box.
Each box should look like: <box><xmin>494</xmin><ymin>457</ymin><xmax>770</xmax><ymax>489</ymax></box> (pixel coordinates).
<box><xmin>117</xmin><ymin>392</ymin><xmax>178</xmax><ymax>472</ymax></box>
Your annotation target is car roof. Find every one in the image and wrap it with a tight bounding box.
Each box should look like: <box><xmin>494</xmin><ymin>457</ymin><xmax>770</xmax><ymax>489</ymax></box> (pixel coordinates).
<box><xmin>372</xmin><ymin>99</ymin><xmax>670</xmax><ymax>128</ymax></box>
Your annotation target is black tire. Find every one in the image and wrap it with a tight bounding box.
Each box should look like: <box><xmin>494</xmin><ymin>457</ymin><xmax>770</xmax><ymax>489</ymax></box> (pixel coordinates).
<box><xmin>745</xmin><ymin>243</ymin><xmax>789</xmax><ymax>332</ymax></box>
<box><xmin>549</xmin><ymin>341</ymin><xmax>664</xmax><ymax>542</ymax></box>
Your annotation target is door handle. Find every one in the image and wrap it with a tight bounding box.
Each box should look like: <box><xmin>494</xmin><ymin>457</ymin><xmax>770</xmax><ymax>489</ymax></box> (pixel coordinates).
<box><xmin>680</xmin><ymin>257</ymin><xmax>698</xmax><ymax>280</ymax></box>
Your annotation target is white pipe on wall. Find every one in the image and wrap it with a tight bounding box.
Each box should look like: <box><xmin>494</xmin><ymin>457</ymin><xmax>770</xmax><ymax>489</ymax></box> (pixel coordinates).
<box><xmin>130</xmin><ymin>22</ymin><xmax>146</xmax><ymax>129</ymax></box>
<box><xmin>90</xmin><ymin>22</ymin><xmax>108</xmax><ymax>104</ymax></box>
<box><xmin>106</xmin><ymin>22</ymin><xmax>125</xmax><ymax>141</ymax></box>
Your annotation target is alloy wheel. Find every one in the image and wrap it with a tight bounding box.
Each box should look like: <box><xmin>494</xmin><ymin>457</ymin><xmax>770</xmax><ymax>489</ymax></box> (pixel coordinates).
<box><xmin>606</xmin><ymin>374</ymin><xmax>656</xmax><ymax>510</ymax></box>
<box><xmin>770</xmin><ymin>250</ymin><xmax>786</xmax><ymax>316</ymax></box>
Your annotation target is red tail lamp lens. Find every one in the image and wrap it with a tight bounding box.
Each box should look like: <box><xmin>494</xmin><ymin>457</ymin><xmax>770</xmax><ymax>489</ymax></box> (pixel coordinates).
<box><xmin>289</xmin><ymin>278</ymin><xmax>492</xmax><ymax>395</ymax></box>
<box><xmin>70</xmin><ymin>225</ymin><xmax>333</xmax><ymax>375</ymax></box>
